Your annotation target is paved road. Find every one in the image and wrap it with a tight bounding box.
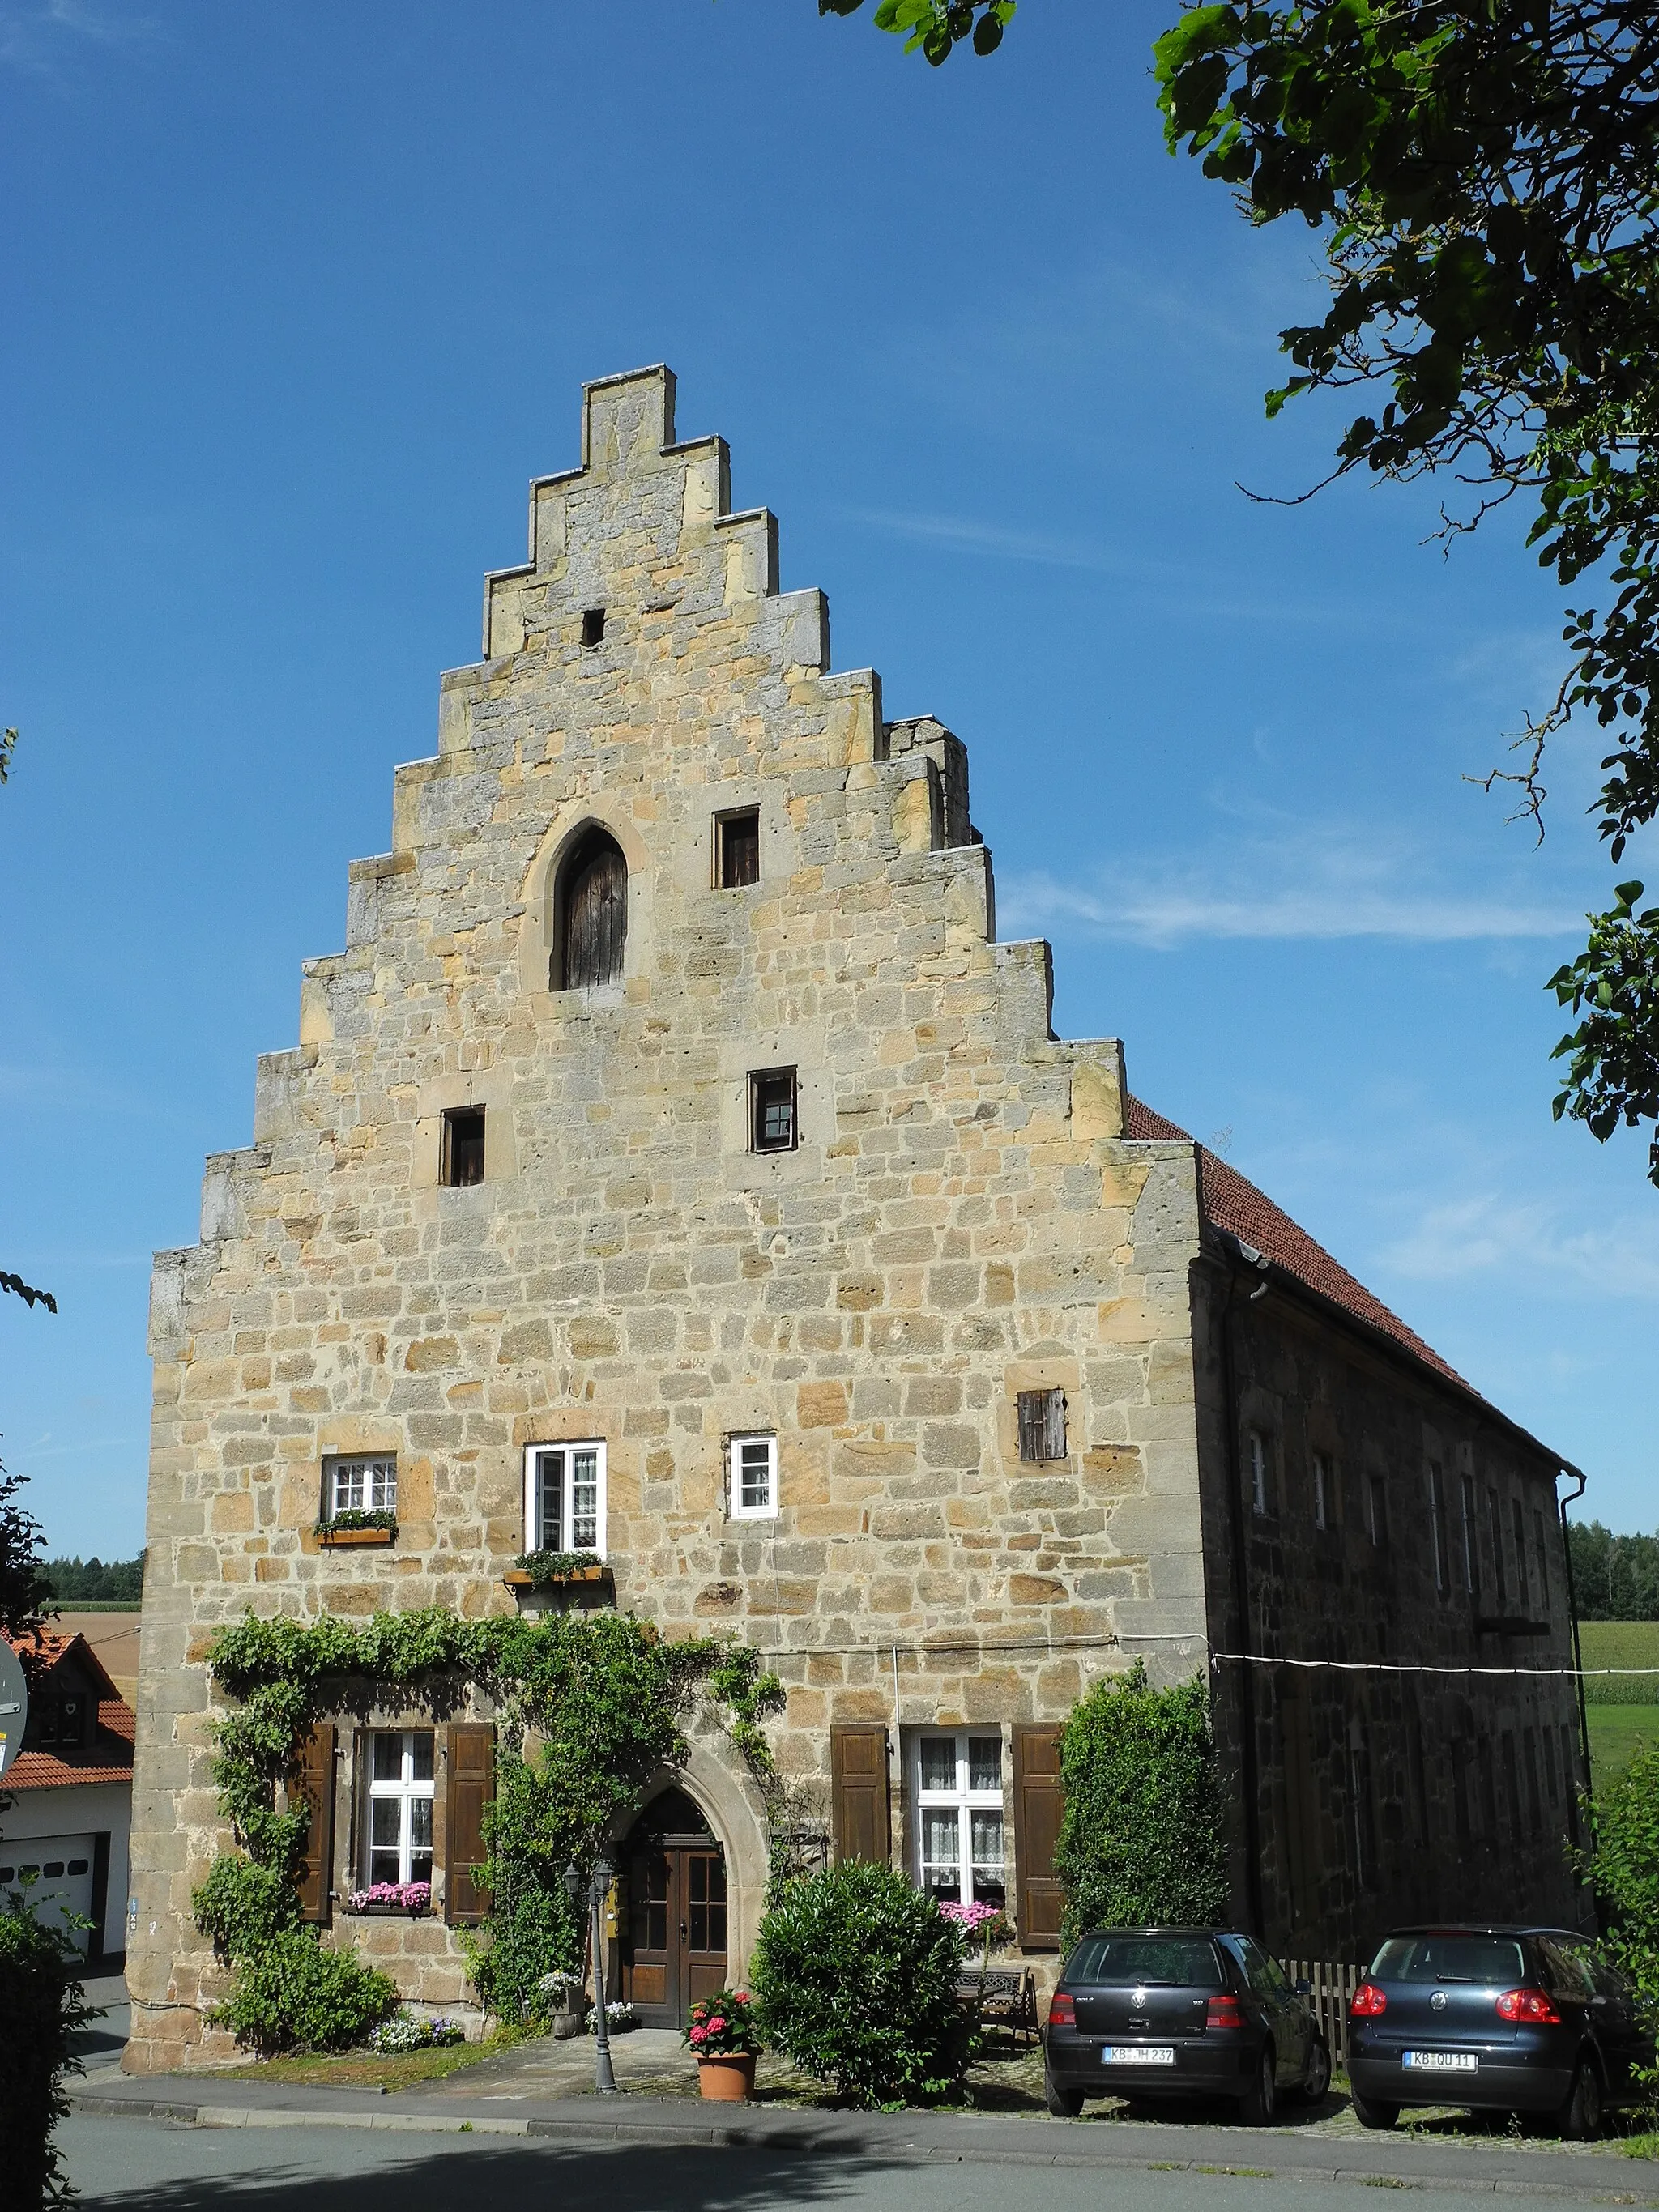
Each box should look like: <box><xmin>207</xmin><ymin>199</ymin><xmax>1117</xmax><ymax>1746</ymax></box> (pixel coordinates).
<box><xmin>60</xmin><ymin>2116</ymin><xmax>1652</xmax><ymax>2212</ymax></box>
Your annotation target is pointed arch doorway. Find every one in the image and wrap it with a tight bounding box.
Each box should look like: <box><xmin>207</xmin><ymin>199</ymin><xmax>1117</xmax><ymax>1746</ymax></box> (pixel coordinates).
<box><xmin>618</xmin><ymin>1786</ymin><xmax>728</xmax><ymax>2028</ymax></box>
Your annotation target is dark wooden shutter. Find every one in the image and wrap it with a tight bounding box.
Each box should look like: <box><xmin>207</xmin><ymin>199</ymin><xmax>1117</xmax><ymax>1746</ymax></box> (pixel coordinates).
<box><xmin>289</xmin><ymin>1722</ymin><xmax>335</xmax><ymax>1926</ymax></box>
<box><xmin>1012</xmin><ymin>1723</ymin><xmax>1064</xmax><ymax>1952</ymax></box>
<box><xmin>1017</xmin><ymin>1390</ymin><xmax>1066</xmax><ymax>1464</ymax></box>
<box><xmin>446</xmin><ymin>1723</ymin><xmax>496</xmax><ymax>1927</ymax></box>
<box><xmin>830</xmin><ymin>1724</ymin><xmax>890</xmax><ymax>1865</ymax></box>
<box><xmin>562</xmin><ymin>836</ymin><xmax>627</xmax><ymax>987</ymax></box>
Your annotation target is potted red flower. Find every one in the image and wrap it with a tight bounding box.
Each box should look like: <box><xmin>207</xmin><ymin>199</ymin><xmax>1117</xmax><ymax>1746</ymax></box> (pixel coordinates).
<box><xmin>684</xmin><ymin>1988</ymin><xmax>761</xmax><ymax>2102</ymax></box>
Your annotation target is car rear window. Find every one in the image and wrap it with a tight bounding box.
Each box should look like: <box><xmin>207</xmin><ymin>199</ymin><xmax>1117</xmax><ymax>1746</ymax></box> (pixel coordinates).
<box><xmin>1371</xmin><ymin>1935</ymin><xmax>1527</xmax><ymax>1986</ymax></box>
<box><xmin>1065</xmin><ymin>1936</ymin><xmax>1224</xmax><ymax>1988</ymax></box>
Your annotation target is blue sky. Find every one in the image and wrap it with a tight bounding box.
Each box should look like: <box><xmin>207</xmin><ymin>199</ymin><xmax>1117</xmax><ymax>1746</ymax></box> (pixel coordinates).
<box><xmin>2</xmin><ymin>0</ymin><xmax>1653</xmax><ymax>1560</ymax></box>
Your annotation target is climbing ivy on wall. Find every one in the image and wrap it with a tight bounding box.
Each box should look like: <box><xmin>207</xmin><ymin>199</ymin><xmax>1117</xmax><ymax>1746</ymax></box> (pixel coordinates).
<box><xmin>194</xmin><ymin>1606</ymin><xmax>783</xmax><ymax>2050</ymax></box>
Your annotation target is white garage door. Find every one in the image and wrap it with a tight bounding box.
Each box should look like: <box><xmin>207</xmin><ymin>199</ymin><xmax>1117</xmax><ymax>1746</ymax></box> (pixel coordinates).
<box><xmin>0</xmin><ymin>1834</ymin><xmax>96</xmax><ymax>1950</ymax></box>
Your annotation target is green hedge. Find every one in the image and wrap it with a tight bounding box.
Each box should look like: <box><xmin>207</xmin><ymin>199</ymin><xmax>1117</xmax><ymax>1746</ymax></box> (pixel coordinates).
<box><xmin>1053</xmin><ymin>1662</ymin><xmax>1230</xmax><ymax>1948</ymax></box>
<box><xmin>750</xmin><ymin>1861</ymin><xmax>971</xmax><ymax>2106</ymax></box>
<box><xmin>0</xmin><ymin>1892</ymin><xmax>94</xmax><ymax>2211</ymax></box>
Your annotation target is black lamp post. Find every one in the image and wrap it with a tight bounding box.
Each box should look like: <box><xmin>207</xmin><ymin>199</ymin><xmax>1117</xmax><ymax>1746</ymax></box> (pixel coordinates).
<box><xmin>563</xmin><ymin>1852</ymin><xmax>618</xmax><ymax>2095</ymax></box>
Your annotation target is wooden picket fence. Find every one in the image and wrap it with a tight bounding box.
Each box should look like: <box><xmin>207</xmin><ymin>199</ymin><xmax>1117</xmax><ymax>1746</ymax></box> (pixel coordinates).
<box><xmin>1280</xmin><ymin>1958</ymin><xmax>1365</xmax><ymax>2066</ymax></box>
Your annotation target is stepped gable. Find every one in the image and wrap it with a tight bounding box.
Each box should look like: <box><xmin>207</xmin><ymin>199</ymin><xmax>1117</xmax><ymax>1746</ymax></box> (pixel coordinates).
<box><xmin>1124</xmin><ymin>1095</ymin><xmax>1471</xmax><ymax>1395</ymax></box>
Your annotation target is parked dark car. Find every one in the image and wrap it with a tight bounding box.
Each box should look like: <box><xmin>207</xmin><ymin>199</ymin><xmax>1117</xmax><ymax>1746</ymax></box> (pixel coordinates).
<box><xmin>1043</xmin><ymin>1928</ymin><xmax>1331</xmax><ymax>2123</ymax></box>
<box><xmin>1347</xmin><ymin>1926</ymin><xmax>1655</xmax><ymax>2137</ymax></box>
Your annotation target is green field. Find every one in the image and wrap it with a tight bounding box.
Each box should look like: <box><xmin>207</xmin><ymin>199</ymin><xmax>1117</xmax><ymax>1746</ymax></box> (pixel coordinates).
<box><xmin>1588</xmin><ymin>1707</ymin><xmax>1659</xmax><ymax>1791</ymax></box>
<box><xmin>1577</xmin><ymin>1619</ymin><xmax>1659</xmax><ymax>1703</ymax></box>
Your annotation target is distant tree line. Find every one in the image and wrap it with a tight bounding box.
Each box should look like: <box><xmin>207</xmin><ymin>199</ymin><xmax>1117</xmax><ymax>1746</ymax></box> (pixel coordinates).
<box><xmin>1569</xmin><ymin>1522</ymin><xmax>1659</xmax><ymax>1622</ymax></box>
<box><xmin>41</xmin><ymin>1554</ymin><xmax>144</xmax><ymax>1605</ymax></box>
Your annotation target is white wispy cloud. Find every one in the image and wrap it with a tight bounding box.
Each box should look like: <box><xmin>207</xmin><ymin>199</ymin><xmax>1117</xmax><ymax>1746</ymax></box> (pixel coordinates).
<box><xmin>1380</xmin><ymin>1192</ymin><xmax>1659</xmax><ymax>1301</ymax></box>
<box><xmin>0</xmin><ymin>0</ymin><xmax>154</xmax><ymax>71</ymax></box>
<box><xmin>1000</xmin><ymin>814</ymin><xmax>1584</xmax><ymax>947</ymax></box>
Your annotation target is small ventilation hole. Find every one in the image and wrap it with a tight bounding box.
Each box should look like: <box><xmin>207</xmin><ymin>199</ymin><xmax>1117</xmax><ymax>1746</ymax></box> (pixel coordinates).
<box><xmin>582</xmin><ymin>608</ymin><xmax>606</xmax><ymax>647</ymax></box>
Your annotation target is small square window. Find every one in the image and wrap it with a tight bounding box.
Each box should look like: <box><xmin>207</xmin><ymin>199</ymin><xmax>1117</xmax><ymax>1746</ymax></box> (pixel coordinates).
<box><xmin>441</xmin><ymin>1106</ymin><xmax>486</xmax><ymax>1187</ymax></box>
<box><xmin>750</xmin><ymin>1068</ymin><xmax>797</xmax><ymax>1153</ymax></box>
<box><xmin>717</xmin><ymin>808</ymin><xmax>760</xmax><ymax>889</ymax></box>
<box><xmin>522</xmin><ymin>1441</ymin><xmax>607</xmax><ymax>1556</ymax></box>
<box><xmin>729</xmin><ymin>1434</ymin><xmax>778</xmax><ymax>1519</ymax></box>
<box><xmin>326</xmin><ymin>1453</ymin><xmax>398</xmax><ymax>1520</ymax></box>
<box><xmin>1016</xmin><ymin>1389</ymin><xmax>1066</xmax><ymax>1464</ymax></box>
<box><xmin>581</xmin><ymin>607</ymin><xmax>605</xmax><ymax>647</ymax></box>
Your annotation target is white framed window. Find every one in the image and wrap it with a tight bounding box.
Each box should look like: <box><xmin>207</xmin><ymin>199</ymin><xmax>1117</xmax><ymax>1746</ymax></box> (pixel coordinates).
<box><xmin>1311</xmin><ymin>1452</ymin><xmax>1329</xmax><ymax>1531</ymax></box>
<box><xmin>1246</xmin><ymin>1429</ymin><xmax>1269</xmax><ymax>1516</ymax></box>
<box><xmin>326</xmin><ymin>1453</ymin><xmax>397</xmax><ymax>1518</ymax></box>
<box><xmin>365</xmin><ymin>1729</ymin><xmax>434</xmax><ymax>1887</ymax></box>
<box><xmin>522</xmin><ymin>1442</ymin><xmax>606</xmax><ymax>1555</ymax></box>
<box><xmin>911</xmin><ymin>1730</ymin><xmax>1007</xmax><ymax>1911</ymax></box>
<box><xmin>728</xmin><ymin>1434</ymin><xmax>778</xmax><ymax>1520</ymax></box>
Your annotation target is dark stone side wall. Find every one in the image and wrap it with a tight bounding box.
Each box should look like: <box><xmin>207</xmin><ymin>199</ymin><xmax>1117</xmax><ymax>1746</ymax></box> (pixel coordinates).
<box><xmin>1192</xmin><ymin>1255</ymin><xmax>1587</xmax><ymax>1964</ymax></box>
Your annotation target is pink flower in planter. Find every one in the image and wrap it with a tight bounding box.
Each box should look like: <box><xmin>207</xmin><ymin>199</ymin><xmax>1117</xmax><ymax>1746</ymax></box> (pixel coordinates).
<box><xmin>708</xmin><ymin>2017</ymin><xmax>726</xmax><ymax>2035</ymax></box>
<box><xmin>689</xmin><ymin>2026</ymin><xmax>707</xmax><ymax>2044</ymax></box>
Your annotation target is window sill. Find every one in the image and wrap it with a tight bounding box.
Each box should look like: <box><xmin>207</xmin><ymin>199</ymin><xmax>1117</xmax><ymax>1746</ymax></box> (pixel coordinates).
<box><xmin>318</xmin><ymin>1527</ymin><xmax>397</xmax><ymax>1549</ymax></box>
<box><xmin>505</xmin><ymin>1564</ymin><xmax>612</xmax><ymax>1590</ymax></box>
<box><xmin>343</xmin><ymin>1903</ymin><xmax>432</xmax><ymax>1919</ymax></box>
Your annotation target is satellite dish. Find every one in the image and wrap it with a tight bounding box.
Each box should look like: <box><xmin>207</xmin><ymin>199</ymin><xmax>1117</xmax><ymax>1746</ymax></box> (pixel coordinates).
<box><xmin>0</xmin><ymin>1642</ymin><xmax>29</xmax><ymax>1779</ymax></box>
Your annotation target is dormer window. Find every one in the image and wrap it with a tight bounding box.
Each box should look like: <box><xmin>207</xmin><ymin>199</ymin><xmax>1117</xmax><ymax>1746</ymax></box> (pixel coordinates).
<box><xmin>556</xmin><ymin>828</ymin><xmax>627</xmax><ymax>990</ymax></box>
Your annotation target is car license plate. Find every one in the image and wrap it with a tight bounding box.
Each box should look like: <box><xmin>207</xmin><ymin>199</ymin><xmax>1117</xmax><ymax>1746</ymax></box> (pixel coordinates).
<box><xmin>1402</xmin><ymin>2052</ymin><xmax>1478</xmax><ymax>2073</ymax></box>
<box><xmin>1101</xmin><ymin>2045</ymin><xmax>1176</xmax><ymax>2066</ymax></box>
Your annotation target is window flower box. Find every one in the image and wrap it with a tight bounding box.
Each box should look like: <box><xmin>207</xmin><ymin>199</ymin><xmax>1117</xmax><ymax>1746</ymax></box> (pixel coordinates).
<box><xmin>347</xmin><ymin>1881</ymin><xmax>431</xmax><ymax>1916</ymax></box>
<box><xmin>317</xmin><ymin>1511</ymin><xmax>398</xmax><ymax>1549</ymax></box>
<box><xmin>505</xmin><ymin>1550</ymin><xmax>612</xmax><ymax>1592</ymax></box>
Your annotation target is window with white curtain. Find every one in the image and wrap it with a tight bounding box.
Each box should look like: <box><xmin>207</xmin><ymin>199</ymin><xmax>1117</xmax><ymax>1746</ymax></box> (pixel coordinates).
<box><xmin>522</xmin><ymin>1443</ymin><xmax>606</xmax><ymax>1554</ymax></box>
<box><xmin>365</xmin><ymin>1730</ymin><xmax>434</xmax><ymax>1887</ymax></box>
<box><xmin>912</xmin><ymin>1730</ymin><xmax>1006</xmax><ymax>1910</ymax></box>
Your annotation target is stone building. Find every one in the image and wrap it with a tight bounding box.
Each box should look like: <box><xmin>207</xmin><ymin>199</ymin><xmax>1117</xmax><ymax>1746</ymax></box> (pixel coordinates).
<box><xmin>125</xmin><ymin>366</ymin><xmax>1586</xmax><ymax>2072</ymax></box>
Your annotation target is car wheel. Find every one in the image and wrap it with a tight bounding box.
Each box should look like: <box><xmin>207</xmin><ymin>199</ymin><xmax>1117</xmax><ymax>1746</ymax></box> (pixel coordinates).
<box><xmin>1044</xmin><ymin>2073</ymin><xmax>1085</xmax><ymax>2120</ymax></box>
<box><xmin>1294</xmin><ymin>2034</ymin><xmax>1331</xmax><ymax>2104</ymax></box>
<box><xmin>1238</xmin><ymin>2046</ymin><xmax>1277</xmax><ymax>2125</ymax></box>
<box><xmin>1350</xmin><ymin>2091</ymin><xmax>1399</xmax><ymax>2131</ymax></box>
<box><xmin>1557</xmin><ymin>2059</ymin><xmax>1604</xmax><ymax>2142</ymax></box>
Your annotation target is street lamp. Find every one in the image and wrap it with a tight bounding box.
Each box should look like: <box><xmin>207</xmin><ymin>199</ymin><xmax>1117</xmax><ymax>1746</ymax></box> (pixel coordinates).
<box><xmin>563</xmin><ymin>1852</ymin><xmax>618</xmax><ymax>2095</ymax></box>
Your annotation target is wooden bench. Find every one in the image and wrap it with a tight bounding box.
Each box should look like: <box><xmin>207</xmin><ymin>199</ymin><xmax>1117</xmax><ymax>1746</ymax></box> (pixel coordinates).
<box><xmin>955</xmin><ymin>1967</ymin><xmax>1039</xmax><ymax>2046</ymax></box>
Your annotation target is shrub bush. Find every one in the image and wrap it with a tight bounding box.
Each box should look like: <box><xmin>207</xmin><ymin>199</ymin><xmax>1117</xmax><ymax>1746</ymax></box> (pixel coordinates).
<box><xmin>1054</xmin><ymin>1662</ymin><xmax>1230</xmax><ymax>1947</ymax></box>
<box><xmin>1580</xmin><ymin>1737</ymin><xmax>1659</xmax><ymax>2029</ymax></box>
<box><xmin>0</xmin><ymin>1890</ymin><xmax>94</xmax><ymax>2211</ymax></box>
<box><xmin>750</xmin><ymin>1861</ymin><xmax>970</xmax><ymax>2106</ymax></box>
<box><xmin>209</xmin><ymin>1930</ymin><xmax>398</xmax><ymax>2056</ymax></box>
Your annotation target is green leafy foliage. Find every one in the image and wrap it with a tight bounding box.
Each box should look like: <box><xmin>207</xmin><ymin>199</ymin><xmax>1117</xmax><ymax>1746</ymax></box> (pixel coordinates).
<box><xmin>750</xmin><ymin>1860</ymin><xmax>972</xmax><ymax>2105</ymax></box>
<box><xmin>817</xmin><ymin>0</ymin><xmax>1014</xmax><ymax>66</ymax></box>
<box><xmin>314</xmin><ymin>1510</ymin><xmax>398</xmax><ymax>1536</ymax></box>
<box><xmin>1579</xmin><ymin>1738</ymin><xmax>1659</xmax><ymax>2041</ymax></box>
<box><xmin>209</xmin><ymin>1930</ymin><xmax>399</xmax><ymax>2056</ymax></box>
<box><xmin>511</xmin><ymin>1549</ymin><xmax>606</xmax><ymax>1583</ymax></box>
<box><xmin>1151</xmin><ymin>2</ymin><xmax>1659</xmax><ymax>1182</ymax></box>
<box><xmin>0</xmin><ymin>1460</ymin><xmax>53</xmax><ymax>1658</ymax></box>
<box><xmin>1053</xmin><ymin>1663</ymin><xmax>1230</xmax><ymax>1946</ymax></box>
<box><xmin>1550</xmin><ymin>882</ymin><xmax>1659</xmax><ymax>1186</ymax></box>
<box><xmin>38</xmin><ymin>1554</ymin><xmax>144</xmax><ymax>1605</ymax></box>
<box><xmin>1570</xmin><ymin>1527</ymin><xmax>1659</xmax><ymax>1627</ymax></box>
<box><xmin>0</xmin><ymin>1889</ymin><xmax>96</xmax><ymax>2211</ymax></box>
<box><xmin>197</xmin><ymin>1606</ymin><xmax>783</xmax><ymax>2047</ymax></box>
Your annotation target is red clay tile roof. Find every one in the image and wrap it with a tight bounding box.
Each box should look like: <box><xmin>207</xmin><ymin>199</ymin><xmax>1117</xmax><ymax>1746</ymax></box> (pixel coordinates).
<box><xmin>3</xmin><ymin>1751</ymin><xmax>134</xmax><ymax>1792</ymax></box>
<box><xmin>1124</xmin><ymin>1094</ymin><xmax>1473</xmax><ymax>1396</ymax></box>
<box><xmin>4</xmin><ymin>1630</ymin><xmax>122</xmax><ymax>1704</ymax></box>
<box><xmin>2</xmin><ymin>1635</ymin><xmax>135</xmax><ymax>1791</ymax></box>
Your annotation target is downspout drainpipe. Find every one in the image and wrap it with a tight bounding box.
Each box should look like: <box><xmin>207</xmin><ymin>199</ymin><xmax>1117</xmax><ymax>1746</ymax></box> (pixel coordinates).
<box><xmin>1221</xmin><ymin>1241</ymin><xmax>1270</xmax><ymax>1939</ymax></box>
<box><xmin>1556</xmin><ymin>1465</ymin><xmax>1594</xmax><ymax>1886</ymax></box>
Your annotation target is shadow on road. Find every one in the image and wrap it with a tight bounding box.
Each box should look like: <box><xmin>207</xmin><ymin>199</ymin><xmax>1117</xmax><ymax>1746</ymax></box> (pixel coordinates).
<box><xmin>79</xmin><ymin>2134</ymin><xmax>903</xmax><ymax>2212</ymax></box>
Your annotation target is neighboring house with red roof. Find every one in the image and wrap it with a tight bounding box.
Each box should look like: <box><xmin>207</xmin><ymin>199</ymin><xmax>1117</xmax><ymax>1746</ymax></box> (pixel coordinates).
<box><xmin>126</xmin><ymin>370</ymin><xmax>1584</xmax><ymax>2069</ymax></box>
<box><xmin>2</xmin><ymin>1630</ymin><xmax>134</xmax><ymax>1964</ymax></box>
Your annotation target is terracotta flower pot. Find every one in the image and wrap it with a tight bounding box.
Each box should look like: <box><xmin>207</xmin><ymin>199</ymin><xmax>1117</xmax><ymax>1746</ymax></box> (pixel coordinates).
<box><xmin>697</xmin><ymin>2052</ymin><xmax>757</xmax><ymax>2103</ymax></box>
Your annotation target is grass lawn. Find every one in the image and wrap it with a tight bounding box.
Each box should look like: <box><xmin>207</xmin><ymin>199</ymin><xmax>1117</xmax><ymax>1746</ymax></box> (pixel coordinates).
<box><xmin>1587</xmin><ymin>1706</ymin><xmax>1659</xmax><ymax>1792</ymax></box>
<box><xmin>215</xmin><ymin>2031</ymin><xmax>523</xmax><ymax>2094</ymax></box>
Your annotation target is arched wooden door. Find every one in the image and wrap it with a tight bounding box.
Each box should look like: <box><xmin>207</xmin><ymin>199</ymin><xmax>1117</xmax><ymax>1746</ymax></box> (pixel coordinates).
<box><xmin>619</xmin><ymin>1787</ymin><xmax>728</xmax><ymax>2028</ymax></box>
<box><xmin>559</xmin><ymin>831</ymin><xmax>627</xmax><ymax>989</ymax></box>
